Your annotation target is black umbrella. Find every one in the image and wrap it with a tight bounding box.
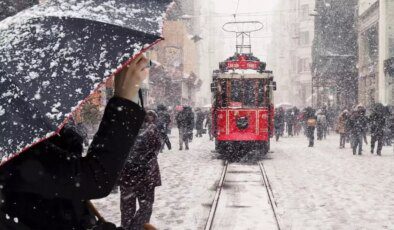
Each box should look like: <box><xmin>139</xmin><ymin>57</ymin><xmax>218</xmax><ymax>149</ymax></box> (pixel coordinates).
<box><xmin>0</xmin><ymin>0</ymin><xmax>173</xmax><ymax>163</ymax></box>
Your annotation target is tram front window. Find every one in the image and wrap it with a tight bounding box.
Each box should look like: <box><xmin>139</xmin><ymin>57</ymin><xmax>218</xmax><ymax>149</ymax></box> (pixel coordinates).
<box><xmin>244</xmin><ymin>80</ymin><xmax>256</xmax><ymax>107</ymax></box>
<box><xmin>230</xmin><ymin>80</ymin><xmax>243</xmax><ymax>105</ymax></box>
<box><xmin>228</xmin><ymin>79</ymin><xmax>257</xmax><ymax>108</ymax></box>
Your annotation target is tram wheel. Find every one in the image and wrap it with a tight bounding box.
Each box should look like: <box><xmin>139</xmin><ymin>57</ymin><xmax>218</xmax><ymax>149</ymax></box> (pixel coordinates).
<box><xmin>259</xmin><ymin>141</ymin><xmax>269</xmax><ymax>156</ymax></box>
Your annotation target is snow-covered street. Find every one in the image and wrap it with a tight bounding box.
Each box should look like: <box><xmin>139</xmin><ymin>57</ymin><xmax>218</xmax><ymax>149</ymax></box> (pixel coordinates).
<box><xmin>93</xmin><ymin>132</ymin><xmax>394</xmax><ymax>229</ymax></box>
<box><xmin>266</xmin><ymin>134</ymin><xmax>394</xmax><ymax>230</ymax></box>
<box><xmin>93</xmin><ymin>131</ymin><xmax>223</xmax><ymax>230</ymax></box>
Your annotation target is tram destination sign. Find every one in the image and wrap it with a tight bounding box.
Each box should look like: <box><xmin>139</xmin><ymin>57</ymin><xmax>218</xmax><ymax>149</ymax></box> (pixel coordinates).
<box><xmin>226</xmin><ymin>60</ymin><xmax>260</xmax><ymax>70</ymax></box>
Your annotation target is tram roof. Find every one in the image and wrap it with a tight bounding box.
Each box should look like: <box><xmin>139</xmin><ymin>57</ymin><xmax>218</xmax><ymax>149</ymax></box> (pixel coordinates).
<box><xmin>215</xmin><ymin>72</ymin><xmax>273</xmax><ymax>79</ymax></box>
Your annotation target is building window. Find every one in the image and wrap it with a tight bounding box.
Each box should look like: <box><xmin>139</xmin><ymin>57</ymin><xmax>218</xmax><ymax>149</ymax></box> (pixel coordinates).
<box><xmin>389</xmin><ymin>37</ymin><xmax>394</xmax><ymax>57</ymax></box>
<box><xmin>300</xmin><ymin>4</ymin><xmax>309</xmax><ymax>20</ymax></box>
<box><xmin>299</xmin><ymin>31</ymin><xmax>310</xmax><ymax>46</ymax></box>
<box><xmin>298</xmin><ymin>58</ymin><xmax>310</xmax><ymax>73</ymax></box>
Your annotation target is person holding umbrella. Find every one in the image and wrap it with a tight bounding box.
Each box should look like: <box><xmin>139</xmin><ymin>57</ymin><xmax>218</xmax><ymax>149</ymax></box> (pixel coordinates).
<box><xmin>119</xmin><ymin>110</ymin><xmax>162</xmax><ymax>230</ymax></box>
<box><xmin>0</xmin><ymin>55</ymin><xmax>149</xmax><ymax>230</ymax></box>
<box><xmin>0</xmin><ymin>0</ymin><xmax>174</xmax><ymax>229</ymax></box>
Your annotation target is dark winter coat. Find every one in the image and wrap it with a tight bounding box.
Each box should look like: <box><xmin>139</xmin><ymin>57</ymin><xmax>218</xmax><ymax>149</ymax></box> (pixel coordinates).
<box><xmin>285</xmin><ymin>110</ymin><xmax>295</xmax><ymax>125</ymax></box>
<box><xmin>120</xmin><ymin>123</ymin><xmax>162</xmax><ymax>190</ymax></box>
<box><xmin>0</xmin><ymin>97</ymin><xmax>145</xmax><ymax>230</ymax></box>
<box><xmin>176</xmin><ymin>107</ymin><xmax>194</xmax><ymax>131</ymax></box>
<box><xmin>369</xmin><ymin>106</ymin><xmax>386</xmax><ymax>137</ymax></box>
<box><xmin>195</xmin><ymin>110</ymin><xmax>205</xmax><ymax>130</ymax></box>
<box><xmin>205</xmin><ymin>112</ymin><xmax>212</xmax><ymax>129</ymax></box>
<box><xmin>274</xmin><ymin>112</ymin><xmax>284</xmax><ymax>130</ymax></box>
<box><xmin>348</xmin><ymin>112</ymin><xmax>368</xmax><ymax>136</ymax></box>
<box><xmin>157</xmin><ymin>109</ymin><xmax>171</xmax><ymax>134</ymax></box>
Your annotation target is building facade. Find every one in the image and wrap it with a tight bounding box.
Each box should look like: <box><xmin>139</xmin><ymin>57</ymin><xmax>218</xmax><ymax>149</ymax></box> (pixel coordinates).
<box><xmin>312</xmin><ymin>0</ymin><xmax>358</xmax><ymax>109</ymax></box>
<box><xmin>270</xmin><ymin>0</ymin><xmax>315</xmax><ymax>108</ymax></box>
<box><xmin>358</xmin><ymin>0</ymin><xmax>394</xmax><ymax>107</ymax></box>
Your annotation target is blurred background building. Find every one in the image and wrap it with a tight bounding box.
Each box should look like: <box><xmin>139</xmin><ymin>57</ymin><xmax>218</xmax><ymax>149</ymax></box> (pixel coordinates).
<box><xmin>312</xmin><ymin>0</ymin><xmax>358</xmax><ymax>110</ymax></box>
<box><xmin>358</xmin><ymin>0</ymin><xmax>394</xmax><ymax>108</ymax></box>
<box><xmin>269</xmin><ymin>0</ymin><xmax>315</xmax><ymax>108</ymax></box>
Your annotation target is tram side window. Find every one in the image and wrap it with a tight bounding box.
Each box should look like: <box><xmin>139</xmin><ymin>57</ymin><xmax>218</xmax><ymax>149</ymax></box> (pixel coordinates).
<box><xmin>230</xmin><ymin>80</ymin><xmax>243</xmax><ymax>103</ymax></box>
<box><xmin>219</xmin><ymin>80</ymin><xmax>227</xmax><ymax>107</ymax></box>
<box><xmin>244</xmin><ymin>80</ymin><xmax>256</xmax><ymax>107</ymax></box>
<box><xmin>258</xmin><ymin>80</ymin><xmax>265</xmax><ymax>107</ymax></box>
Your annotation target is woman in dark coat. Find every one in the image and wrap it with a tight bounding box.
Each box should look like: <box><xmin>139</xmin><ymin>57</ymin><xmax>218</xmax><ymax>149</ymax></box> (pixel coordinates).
<box><xmin>0</xmin><ymin>56</ymin><xmax>148</xmax><ymax>230</ymax></box>
<box><xmin>120</xmin><ymin>110</ymin><xmax>162</xmax><ymax>230</ymax></box>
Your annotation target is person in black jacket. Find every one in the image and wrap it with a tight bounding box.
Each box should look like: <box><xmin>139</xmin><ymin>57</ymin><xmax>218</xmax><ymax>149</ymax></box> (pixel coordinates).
<box><xmin>348</xmin><ymin>105</ymin><xmax>368</xmax><ymax>155</ymax></box>
<box><xmin>369</xmin><ymin>103</ymin><xmax>385</xmax><ymax>155</ymax></box>
<box><xmin>176</xmin><ymin>106</ymin><xmax>194</xmax><ymax>150</ymax></box>
<box><xmin>120</xmin><ymin>110</ymin><xmax>162</xmax><ymax>230</ymax></box>
<box><xmin>156</xmin><ymin>104</ymin><xmax>171</xmax><ymax>152</ymax></box>
<box><xmin>0</xmin><ymin>55</ymin><xmax>149</xmax><ymax>230</ymax></box>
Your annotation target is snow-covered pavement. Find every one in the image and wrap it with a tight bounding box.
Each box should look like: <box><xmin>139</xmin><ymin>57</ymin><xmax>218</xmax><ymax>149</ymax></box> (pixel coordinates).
<box><xmin>93</xmin><ymin>132</ymin><xmax>394</xmax><ymax>230</ymax></box>
<box><xmin>92</xmin><ymin>131</ymin><xmax>222</xmax><ymax>229</ymax></box>
<box><xmin>266</xmin><ymin>134</ymin><xmax>394</xmax><ymax>230</ymax></box>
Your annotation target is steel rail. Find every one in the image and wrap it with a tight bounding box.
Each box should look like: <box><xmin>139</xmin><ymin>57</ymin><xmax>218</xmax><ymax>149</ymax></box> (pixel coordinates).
<box><xmin>204</xmin><ymin>160</ymin><xmax>229</xmax><ymax>230</ymax></box>
<box><xmin>259</xmin><ymin>161</ymin><xmax>281</xmax><ymax>230</ymax></box>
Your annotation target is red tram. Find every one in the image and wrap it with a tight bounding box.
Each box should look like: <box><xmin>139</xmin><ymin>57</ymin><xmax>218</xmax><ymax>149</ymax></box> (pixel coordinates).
<box><xmin>211</xmin><ymin>21</ymin><xmax>276</xmax><ymax>156</ymax></box>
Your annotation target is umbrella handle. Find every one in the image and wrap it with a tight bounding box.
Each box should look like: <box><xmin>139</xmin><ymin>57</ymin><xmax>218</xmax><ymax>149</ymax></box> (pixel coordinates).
<box><xmin>87</xmin><ymin>200</ymin><xmax>106</xmax><ymax>223</ymax></box>
<box><xmin>139</xmin><ymin>89</ymin><xmax>144</xmax><ymax>109</ymax></box>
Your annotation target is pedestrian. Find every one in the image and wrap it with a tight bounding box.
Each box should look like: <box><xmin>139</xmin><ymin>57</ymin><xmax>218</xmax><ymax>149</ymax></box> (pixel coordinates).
<box><xmin>274</xmin><ymin>107</ymin><xmax>285</xmax><ymax>141</ymax></box>
<box><xmin>0</xmin><ymin>56</ymin><xmax>149</xmax><ymax>229</ymax></box>
<box><xmin>316</xmin><ymin>109</ymin><xmax>327</xmax><ymax>140</ymax></box>
<box><xmin>156</xmin><ymin>104</ymin><xmax>172</xmax><ymax>152</ymax></box>
<box><xmin>195</xmin><ymin>108</ymin><xmax>205</xmax><ymax>137</ymax></box>
<box><xmin>119</xmin><ymin>110</ymin><xmax>162</xmax><ymax>230</ymax></box>
<box><xmin>285</xmin><ymin>109</ymin><xmax>295</xmax><ymax>137</ymax></box>
<box><xmin>304</xmin><ymin>107</ymin><xmax>317</xmax><ymax>147</ymax></box>
<box><xmin>348</xmin><ymin>105</ymin><xmax>368</xmax><ymax>155</ymax></box>
<box><xmin>336</xmin><ymin>110</ymin><xmax>349</xmax><ymax>148</ymax></box>
<box><xmin>383</xmin><ymin>106</ymin><xmax>393</xmax><ymax>146</ymax></box>
<box><xmin>293</xmin><ymin>107</ymin><xmax>301</xmax><ymax>136</ymax></box>
<box><xmin>176</xmin><ymin>106</ymin><xmax>195</xmax><ymax>150</ymax></box>
<box><xmin>205</xmin><ymin>109</ymin><xmax>213</xmax><ymax>141</ymax></box>
<box><xmin>369</xmin><ymin>103</ymin><xmax>385</xmax><ymax>155</ymax></box>
<box><xmin>295</xmin><ymin>111</ymin><xmax>303</xmax><ymax>136</ymax></box>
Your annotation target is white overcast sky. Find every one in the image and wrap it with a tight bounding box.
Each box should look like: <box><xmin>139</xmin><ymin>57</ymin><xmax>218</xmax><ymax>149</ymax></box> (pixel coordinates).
<box><xmin>211</xmin><ymin>0</ymin><xmax>277</xmax><ymax>62</ymax></box>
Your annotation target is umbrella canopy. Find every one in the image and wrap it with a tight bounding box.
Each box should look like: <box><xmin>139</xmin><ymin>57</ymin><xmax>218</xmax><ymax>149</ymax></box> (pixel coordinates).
<box><xmin>0</xmin><ymin>0</ymin><xmax>173</xmax><ymax>163</ymax></box>
<box><xmin>276</xmin><ymin>102</ymin><xmax>293</xmax><ymax>109</ymax></box>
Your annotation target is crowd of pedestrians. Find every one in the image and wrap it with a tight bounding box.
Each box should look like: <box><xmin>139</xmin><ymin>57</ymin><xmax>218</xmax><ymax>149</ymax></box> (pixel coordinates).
<box><xmin>274</xmin><ymin>103</ymin><xmax>394</xmax><ymax>156</ymax></box>
<box><xmin>335</xmin><ymin>103</ymin><xmax>393</xmax><ymax>156</ymax></box>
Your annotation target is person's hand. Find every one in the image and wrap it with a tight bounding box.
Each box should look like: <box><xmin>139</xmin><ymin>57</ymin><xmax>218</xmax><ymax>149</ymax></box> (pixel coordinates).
<box><xmin>114</xmin><ymin>54</ymin><xmax>149</xmax><ymax>101</ymax></box>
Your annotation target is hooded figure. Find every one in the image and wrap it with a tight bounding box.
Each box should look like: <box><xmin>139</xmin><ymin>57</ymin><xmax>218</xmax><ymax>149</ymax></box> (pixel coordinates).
<box><xmin>119</xmin><ymin>110</ymin><xmax>162</xmax><ymax>230</ymax></box>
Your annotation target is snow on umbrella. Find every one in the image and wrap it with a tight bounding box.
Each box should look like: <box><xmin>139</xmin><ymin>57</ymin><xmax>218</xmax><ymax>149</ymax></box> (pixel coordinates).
<box><xmin>0</xmin><ymin>0</ymin><xmax>173</xmax><ymax>163</ymax></box>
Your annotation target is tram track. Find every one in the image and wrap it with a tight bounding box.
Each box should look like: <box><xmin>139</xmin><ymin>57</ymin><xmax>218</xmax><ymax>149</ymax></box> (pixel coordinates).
<box><xmin>204</xmin><ymin>160</ymin><xmax>281</xmax><ymax>230</ymax></box>
<box><xmin>204</xmin><ymin>160</ymin><xmax>229</xmax><ymax>230</ymax></box>
<box><xmin>259</xmin><ymin>161</ymin><xmax>281</xmax><ymax>230</ymax></box>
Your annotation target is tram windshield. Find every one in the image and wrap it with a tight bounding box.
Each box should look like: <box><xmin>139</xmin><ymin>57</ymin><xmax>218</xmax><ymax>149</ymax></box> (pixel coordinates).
<box><xmin>217</xmin><ymin>79</ymin><xmax>269</xmax><ymax>108</ymax></box>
